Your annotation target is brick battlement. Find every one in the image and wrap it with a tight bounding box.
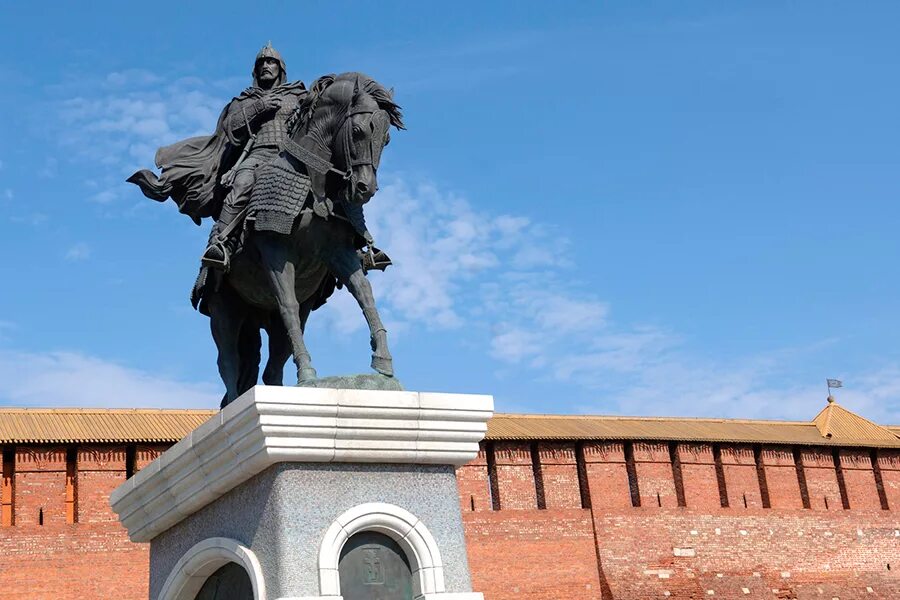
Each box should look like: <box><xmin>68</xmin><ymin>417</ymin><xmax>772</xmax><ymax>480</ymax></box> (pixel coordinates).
<box><xmin>1</xmin><ymin>400</ymin><xmax>899</xmax><ymax>599</ymax></box>
<box><xmin>458</xmin><ymin>440</ymin><xmax>900</xmax><ymax>599</ymax></box>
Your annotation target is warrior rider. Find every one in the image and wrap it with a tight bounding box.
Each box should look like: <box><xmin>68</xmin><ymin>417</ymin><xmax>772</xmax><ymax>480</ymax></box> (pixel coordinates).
<box><xmin>201</xmin><ymin>42</ymin><xmax>306</xmax><ymax>269</ymax></box>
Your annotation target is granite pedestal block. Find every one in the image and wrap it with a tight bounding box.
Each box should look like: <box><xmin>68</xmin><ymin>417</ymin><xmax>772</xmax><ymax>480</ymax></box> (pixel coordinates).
<box><xmin>110</xmin><ymin>385</ymin><xmax>492</xmax><ymax>600</ymax></box>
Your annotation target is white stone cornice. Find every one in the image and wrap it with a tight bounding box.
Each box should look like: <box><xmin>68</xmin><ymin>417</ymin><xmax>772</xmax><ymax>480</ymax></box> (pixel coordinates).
<box><xmin>110</xmin><ymin>386</ymin><xmax>493</xmax><ymax>542</ymax></box>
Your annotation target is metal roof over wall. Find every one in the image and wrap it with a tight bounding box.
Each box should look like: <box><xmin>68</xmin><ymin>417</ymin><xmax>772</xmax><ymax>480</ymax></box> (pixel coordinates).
<box><xmin>0</xmin><ymin>399</ymin><xmax>898</xmax><ymax>448</ymax></box>
<box><xmin>485</xmin><ymin>413</ymin><xmax>900</xmax><ymax>448</ymax></box>
<box><xmin>0</xmin><ymin>408</ymin><xmax>215</xmax><ymax>444</ymax></box>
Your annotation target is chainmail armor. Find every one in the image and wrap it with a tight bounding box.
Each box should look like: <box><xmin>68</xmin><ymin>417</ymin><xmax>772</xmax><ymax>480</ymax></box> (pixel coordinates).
<box><xmin>254</xmin><ymin>95</ymin><xmax>299</xmax><ymax>148</ymax></box>
<box><xmin>248</xmin><ymin>160</ymin><xmax>312</xmax><ymax>234</ymax></box>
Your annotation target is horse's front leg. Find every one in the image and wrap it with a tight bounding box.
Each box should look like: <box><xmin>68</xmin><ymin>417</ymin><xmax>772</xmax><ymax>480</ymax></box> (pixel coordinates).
<box><xmin>256</xmin><ymin>237</ymin><xmax>317</xmax><ymax>383</ymax></box>
<box><xmin>329</xmin><ymin>250</ymin><xmax>394</xmax><ymax>377</ymax></box>
<box><xmin>262</xmin><ymin>300</ymin><xmax>311</xmax><ymax>386</ymax></box>
<box><xmin>207</xmin><ymin>293</ymin><xmax>246</xmax><ymax>407</ymax></box>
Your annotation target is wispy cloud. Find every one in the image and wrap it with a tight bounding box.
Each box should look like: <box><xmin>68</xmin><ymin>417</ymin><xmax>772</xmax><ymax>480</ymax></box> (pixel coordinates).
<box><xmin>55</xmin><ymin>69</ymin><xmax>228</xmax><ymax>183</ymax></box>
<box><xmin>65</xmin><ymin>242</ymin><xmax>91</xmax><ymax>262</ymax></box>
<box><xmin>9</xmin><ymin>212</ymin><xmax>48</xmax><ymax>227</ymax></box>
<box><xmin>317</xmin><ymin>175</ymin><xmax>900</xmax><ymax>424</ymax></box>
<box><xmin>0</xmin><ymin>349</ymin><xmax>219</xmax><ymax>409</ymax></box>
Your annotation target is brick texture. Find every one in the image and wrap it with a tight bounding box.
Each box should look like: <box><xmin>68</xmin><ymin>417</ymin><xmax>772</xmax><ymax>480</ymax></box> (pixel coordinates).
<box><xmin>876</xmin><ymin>449</ymin><xmax>900</xmax><ymax>510</ymax></box>
<box><xmin>1</xmin><ymin>444</ymin><xmax>146</xmax><ymax>600</ymax></box>
<box><xmin>760</xmin><ymin>446</ymin><xmax>804</xmax><ymax>509</ymax></box>
<box><xmin>2</xmin><ymin>436</ymin><xmax>900</xmax><ymax>600</ymax></box>
<box><xmin>838</xmin><ymin>449</ymin><xmax>883</xmax><ymax>511</ymax></box>
<box><xmin>536</xmin><ymin>442</ymin><xmax>581</xmax><ymax>509</ymax></box>
<box><xmin>493</xmin><ymin>442</ymin><xmax>537</xmax><ymax>510</ymax></box>
<box><xmin>720</xmin><ymin>444</ymin><xmax>764</xmax><ymax>509</ymax></box>
<box><xmin>677</xmin><ymin>443</ymin><xmax>720</xmax><ymax>510</ymax></box>
<box><xmin>633</xmin><ymin>442</ymin><xmax>679</xmax><ymax>508</ymax></box>
<box><xmin>457</xmin><ymin>445</ymin><xmax>492</xmax><ymax>513</ymax></box>
<box><xmin>800</xmin><ymin>447</ymin><xmax>843</xmax><ymax>511</ymax></box>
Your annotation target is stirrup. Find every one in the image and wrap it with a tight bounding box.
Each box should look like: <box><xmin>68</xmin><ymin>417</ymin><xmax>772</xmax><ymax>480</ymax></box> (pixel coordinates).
<box><xmin>201</xmin><ymin>240</ymin><xmax>231</xmax><ymax>272</ymax></box>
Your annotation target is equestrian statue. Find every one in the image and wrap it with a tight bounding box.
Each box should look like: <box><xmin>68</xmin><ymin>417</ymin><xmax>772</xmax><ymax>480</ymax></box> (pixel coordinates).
<box><xmin>128</xmin><ymin>43</ymin><xmax>405</xmax><ymax>406</ymax></box>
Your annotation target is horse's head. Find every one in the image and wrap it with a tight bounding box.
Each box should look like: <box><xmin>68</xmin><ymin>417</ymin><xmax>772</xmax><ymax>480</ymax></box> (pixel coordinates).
<box><xmin>292</xmin><ymin>72</ymin><xmax>404</xmax><ymax>205</ymax></box>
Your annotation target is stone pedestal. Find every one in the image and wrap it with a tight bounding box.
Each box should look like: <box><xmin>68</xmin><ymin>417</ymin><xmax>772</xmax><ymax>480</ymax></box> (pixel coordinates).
<box><xmin>110</xmin><ymin>386</ymin><xmax>492</xmax><ymax>600</ymax></box>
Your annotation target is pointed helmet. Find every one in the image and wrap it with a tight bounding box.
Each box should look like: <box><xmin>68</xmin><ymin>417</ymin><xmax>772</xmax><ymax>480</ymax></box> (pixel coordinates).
<box><xmin>252</xmin><ymin>41</ymin><xmax>287</xmax><ymax>87</ymax></box>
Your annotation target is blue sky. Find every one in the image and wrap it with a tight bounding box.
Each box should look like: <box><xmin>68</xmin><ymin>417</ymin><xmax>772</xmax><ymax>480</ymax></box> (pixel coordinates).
<box><xmin>0</xmin><ymin>2</ymin><xmax>898</xmax><ymax>422</ymax></box>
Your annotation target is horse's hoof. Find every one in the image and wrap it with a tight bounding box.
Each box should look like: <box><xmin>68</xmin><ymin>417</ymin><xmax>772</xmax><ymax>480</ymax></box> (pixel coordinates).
<box><xmin>297</xmin><ymin>367</ymin><xmax>318</xmax><ymax>384</ymax></box>
<box><xmin>371</xmin><ymin>355</ymin><xmax>394</xmax><ymax>377</ymax></box>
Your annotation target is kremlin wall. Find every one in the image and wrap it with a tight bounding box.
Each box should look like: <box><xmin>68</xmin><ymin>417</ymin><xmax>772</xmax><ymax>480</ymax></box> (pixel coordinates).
<box><xmin>0</xmin><ymin>398</ymin><xmax>898</xmax><ymax>600</ymax></box>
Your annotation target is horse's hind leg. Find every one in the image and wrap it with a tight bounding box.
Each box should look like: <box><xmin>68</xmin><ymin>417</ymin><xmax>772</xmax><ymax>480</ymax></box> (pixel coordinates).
<box><xmin>256</xmin><ymin>238</ymin><xmax>317</xmax><ymax>383</ymax></box>
<box><xmin>328</xmin><ymin>250</ymin><xmax>393</xmax><ymax>377</ymax></box>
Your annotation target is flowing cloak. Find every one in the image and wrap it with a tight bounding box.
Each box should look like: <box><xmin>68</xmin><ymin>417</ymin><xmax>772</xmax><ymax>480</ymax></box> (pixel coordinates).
<box><xmin>127</xmin><ymin>82</ymin><xmax>306</xmax><ymax>225</ymax></box>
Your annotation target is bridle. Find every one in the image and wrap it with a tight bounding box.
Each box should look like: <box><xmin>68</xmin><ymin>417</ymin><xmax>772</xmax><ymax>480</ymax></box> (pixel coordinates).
<box><xmin>282</xmin><ymin>82</ymin><xmax>386</xmax><ymax>186</ymax></box>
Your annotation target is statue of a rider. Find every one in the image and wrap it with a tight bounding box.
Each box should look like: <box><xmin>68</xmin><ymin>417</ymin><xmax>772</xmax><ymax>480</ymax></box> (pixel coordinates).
<box><xmin>128</xmin><ymin>42</ymin><xmax>306</xmax><ymax>270</ymax></box>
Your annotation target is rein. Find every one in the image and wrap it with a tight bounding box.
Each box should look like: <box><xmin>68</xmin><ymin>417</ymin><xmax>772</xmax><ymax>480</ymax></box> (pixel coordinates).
<box><xmin>282</xmin><ymin>87</ymin><xmax>380</xmax><ymax>184</ymax></box>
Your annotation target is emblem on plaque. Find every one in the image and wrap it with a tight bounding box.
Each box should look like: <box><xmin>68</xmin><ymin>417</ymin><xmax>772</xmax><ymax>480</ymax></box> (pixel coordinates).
<box><xmin>362</xmin><ymin>547</ymin><xmax>385</xmax><ymax>585</ymax></box>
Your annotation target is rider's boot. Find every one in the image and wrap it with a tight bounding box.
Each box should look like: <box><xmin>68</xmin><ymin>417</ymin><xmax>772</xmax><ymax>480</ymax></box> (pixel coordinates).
<box><xmin>202</xmin><ymin>210</ymin><xmax>240</xmax><ymax>271</ymax></box>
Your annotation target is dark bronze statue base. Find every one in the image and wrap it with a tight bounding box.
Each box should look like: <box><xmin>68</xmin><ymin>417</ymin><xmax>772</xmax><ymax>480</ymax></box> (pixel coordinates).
<box><xmin>296</xmin><ymin>373</ymin><xmax>403</xmax><ymax>391</ymax></box>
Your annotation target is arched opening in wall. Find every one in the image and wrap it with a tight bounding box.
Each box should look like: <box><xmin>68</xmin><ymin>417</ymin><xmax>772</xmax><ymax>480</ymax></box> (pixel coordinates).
<box><xmin>338</xmin><ymin>531</ymin><xmax>414</xmax><ymax>600</ymax></box>
<box><xmin>192</xmin><ymin>562</ymin><xmax>253</xmax><ymax>600</ymax></box>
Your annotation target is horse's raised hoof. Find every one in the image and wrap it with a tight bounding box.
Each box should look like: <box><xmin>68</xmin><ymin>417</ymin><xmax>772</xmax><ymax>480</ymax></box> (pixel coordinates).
<box><xmin>371</xmin><ymin>355</ymin><xmax>394</xmax><ymax>377</ymax></box>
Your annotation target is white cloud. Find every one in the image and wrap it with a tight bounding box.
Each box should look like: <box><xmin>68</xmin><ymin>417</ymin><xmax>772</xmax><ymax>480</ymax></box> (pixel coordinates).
<box><xmin>332</xmin><ymin>178</ymin><xmax>574</xmax><ymax>332</ymax></box>
<box><xmin>65</xmin><ymin>242</ymin><xmax>91</xmax><ymax>262</ymax></box>
<box><xmin>57</xmin><ymin>72</ymin><xmax>227</xmax><ymax>177</ymax></box>
<box><xmin>0</xmin><ymin>349</ymin><xmax>219</xmax><ymax>409</ymax></box>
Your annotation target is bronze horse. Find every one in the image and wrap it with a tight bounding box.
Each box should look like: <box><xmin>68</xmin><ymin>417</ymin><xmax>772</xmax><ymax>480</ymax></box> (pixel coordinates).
<box><xmin>196</xmin><ymin>73</ymin><xmax>404</xmax><ymax>405</ymax></box>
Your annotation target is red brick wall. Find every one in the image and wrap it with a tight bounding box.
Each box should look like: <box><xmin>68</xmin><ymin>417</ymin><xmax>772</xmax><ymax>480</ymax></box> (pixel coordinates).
<box><xmin>493</xmin><ymin>442</ymin><xmax>537</xmax><ymax>510</ymax></box>
<box><xmin>720</xmin><ymin>444</ymin><xmax>763</xmax><ymax>509</ymax></box>
<box><xmin>838</xmin><ymin>449</ymin><xmax>883</xmax><ymax>511</ymax></box>
<box><xmin>135</xmin><ymin>444</ymin><xmax>167</xmax><ymax>471</ymax></box>
<box><xmin>457</xmin><ymin>446</ymin><xmax>492</xmax><ymax>512</ymax></box>
<box><xmin>582</xmin><ymin>442</ymin><xmax>632</xmax><ymax>509</ymax></box>
<box><xmin>14</xmin><ymin>446</ymin><xmax>67</xmax><ymax>527</ymax></box>
<box><xmin>632</xmin><ymin>442</ymin><xmax>679</xmax><ymax>508</ymax></box>
<box><xmin>760</xmin><ymin>445</ymin><xmax>804</xmax><ymax>509</ymax></box>
<box><xmin>536</xmin><ymin>442</ymin><xmax>581</xmax><ymax>509</ymax></box>
<box><xmin>464</xmin><ymin>509</ymin><xmax>602</xmax><ymax>600</ymax></box>
<box><xmin>877</xmin><ymin>449</ymin><xmax>900</xmax><ymax>510</ymax></box>
<box><xmin>0</xmin><ymin>444</ymin><xmax>148</xmax><ymax>600</ymax></box>
<box><xmin>676</xmin><ymin>443</ymin><xmax>720</xmax><ymax>510</ymax></box>
<box><xmin>2</xmin><ymin>438</ymin><xmax>899</xmax><ymax>600</ymax></box>
<box><xmin>459</xmin><ymin>440</ymin><xmax>900</xmax><ymax>600</ymax></box>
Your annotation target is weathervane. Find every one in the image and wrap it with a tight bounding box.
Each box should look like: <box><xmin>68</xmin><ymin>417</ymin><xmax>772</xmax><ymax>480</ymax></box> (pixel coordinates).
<box><xmin>826</xmin><ymin>378</ymin><xmax>843</xmax><ymax>402</ymax></box>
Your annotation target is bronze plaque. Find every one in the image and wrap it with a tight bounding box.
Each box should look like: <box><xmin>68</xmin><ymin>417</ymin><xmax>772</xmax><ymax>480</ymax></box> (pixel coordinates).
<box><xmin>339</xmin><ymin>531</ymin><xmax>413</xmax><ymax>600</ymax></box>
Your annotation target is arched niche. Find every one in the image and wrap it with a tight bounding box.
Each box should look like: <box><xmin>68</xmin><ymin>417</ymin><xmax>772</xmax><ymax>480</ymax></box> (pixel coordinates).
<box><xmin>158</xmin><ymin>537</ymin><xmax>266</xmax><ymax>600</ymax></box>
<box><xmin>339</xmin><ymin>531</ymin><xmax>414</xmax><ymax>599</ymax></box>
<box><xmin>318</xmin><ymin>502</ymin><xmax>445</xmax><ymax>598</ymax></box>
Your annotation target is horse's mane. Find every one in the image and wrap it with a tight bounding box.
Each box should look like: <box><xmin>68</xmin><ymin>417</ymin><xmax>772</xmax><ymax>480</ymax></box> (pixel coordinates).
<box><xmin>290</xmin><ymin>72</ymin><xmax>405</xmax><ymax>135</ymax></box>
